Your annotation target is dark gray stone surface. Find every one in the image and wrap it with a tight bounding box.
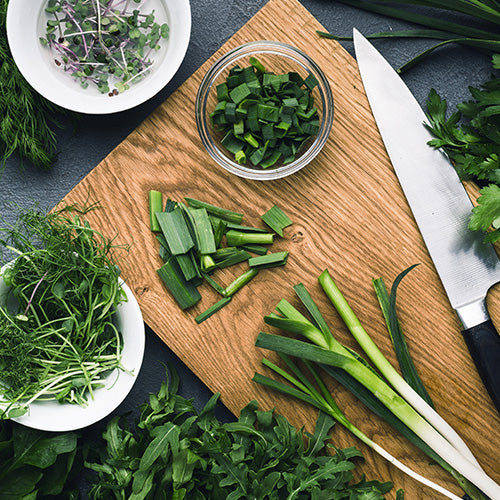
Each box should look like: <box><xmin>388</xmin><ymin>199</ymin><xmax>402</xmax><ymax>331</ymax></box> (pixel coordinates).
<box><xmin>2</xmin><ymin>0</ymin><xmax>495</xmax><ymax>434</ymax></box>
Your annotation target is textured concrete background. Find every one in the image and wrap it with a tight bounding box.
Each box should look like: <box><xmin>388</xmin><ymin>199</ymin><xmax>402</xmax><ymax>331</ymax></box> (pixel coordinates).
<box><xmin>2</xmin><ymin>0</ymin><xmax>495</xmax><ymax>427</ymax></box>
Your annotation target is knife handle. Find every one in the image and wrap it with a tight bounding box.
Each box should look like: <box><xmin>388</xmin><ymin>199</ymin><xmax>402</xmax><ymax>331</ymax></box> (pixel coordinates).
<box><xmin>462</xmin><ymin>319</ymin><xmax>500</xmax><ymax>415</ymax></box>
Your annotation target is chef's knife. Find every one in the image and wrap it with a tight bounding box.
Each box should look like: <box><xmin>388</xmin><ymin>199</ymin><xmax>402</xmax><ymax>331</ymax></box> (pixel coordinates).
<box><xmin>353</xmin><ymin>28</ymin><xmax>500</xmax><ymax>414</ymax></box>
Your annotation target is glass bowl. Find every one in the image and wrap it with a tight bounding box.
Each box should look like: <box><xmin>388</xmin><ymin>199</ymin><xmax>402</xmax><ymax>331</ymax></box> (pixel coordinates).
<box><xmin>195</xmin><ymin>40</ymin><xmax>334</xmax><ymax>181</ymax></box>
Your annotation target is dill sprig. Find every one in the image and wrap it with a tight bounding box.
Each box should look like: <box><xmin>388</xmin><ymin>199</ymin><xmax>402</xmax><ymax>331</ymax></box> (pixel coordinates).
<box><xmin>0</xmin><ymin>0</ymin><xmax>72</xmax><ymax>169</ymax></box>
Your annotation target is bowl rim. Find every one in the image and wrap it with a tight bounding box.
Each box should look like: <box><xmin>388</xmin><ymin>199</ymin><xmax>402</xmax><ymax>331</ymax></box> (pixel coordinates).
<box><xmin>195</xmin><ymin>40</ymin><xmax>334</xmax><ymax>181</ymax></box>
<box><xmin>6</xmin><ymin>0</ymin><xmax>192</xmax><ymax>115</ymax></box>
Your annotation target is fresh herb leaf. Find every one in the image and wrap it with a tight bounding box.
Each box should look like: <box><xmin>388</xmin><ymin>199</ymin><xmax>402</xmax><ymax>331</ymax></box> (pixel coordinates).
<box><xmin>425</xmin><ymin>83</ymin><xmax>500</xmax><ymax>185</ymax></box>
<box><xmin>423</xmin><ymin>57</ymin><xmax>500</xmax><ymax>242</ymax></box>
<box><xmin>0</xmin><ymin>420</ymin><xmax>81</xmax><ymax>498</ymax></box>
<box><xmin>469</xmin><ymin>184</ymin><xmax>500</xmax><ymax>242</ymax></box>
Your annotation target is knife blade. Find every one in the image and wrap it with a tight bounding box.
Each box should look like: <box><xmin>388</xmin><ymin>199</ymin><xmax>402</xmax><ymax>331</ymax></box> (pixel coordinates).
<box><xmin>353</xmin><ymin>28</ymin><xmax>500</xmax><ymax>413</ymax></box>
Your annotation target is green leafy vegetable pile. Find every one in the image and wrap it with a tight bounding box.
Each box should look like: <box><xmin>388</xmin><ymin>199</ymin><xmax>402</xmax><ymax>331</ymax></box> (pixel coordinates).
<box><xmin>0</xmin><ymin>365</ymin><xmax>395</xmax><ymax>499</ymax></box>
<box><xmin>0</xmin><ymin>205</ymin><xmax>128</xmax><ymax>418</ymax></box>
<box><xmin>0</xmin><ymin>0</ymin><xmax>71</xmax><ymax>169</ymax></box>
<box><xmin>210</xmin><ymin>57</ymin><xmax>320</xmax><ymax>168</ymax></box>
<box><xmin>424</xmin><ymin>56</ymin><xmax>500</xmax><ymax>242</ymax></box>
<box><xmin>150</xmin><ymin>193</ymin><xmax>291</xmax><ymax>322</ymax></box>
<box><xmin>0</xmin><ymin>421</ymin><xmax>81</xmax><ymax>499</ymax></box>
<box><xmin>86</xmin><ymin>365</ymin><xmax>394</xmax><ymax>499</ymax></box>
<box><xmin>41</xmin><ymin>0</ymin><xmax>169</xmax><ymax>95</ymax></box>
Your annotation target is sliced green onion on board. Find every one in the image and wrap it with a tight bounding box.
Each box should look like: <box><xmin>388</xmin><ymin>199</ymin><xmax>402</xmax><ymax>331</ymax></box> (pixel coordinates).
<box><xmin>150</xmin><ymin>193</ymin><xmax>292</xmax><ymax>321</ymax></box>
<box><xmin>260</xmin><ymin>205</ymin><xmax>293</xmax><ymax>236</ymax></box>
<box><xmin>157</xmin><ymin>257</ymin><xmax>201</xmax><ymax>310</ymax></box>
<box><xmin>222</xmin><ymin>268</ymin><xmax>259</xmax><ymax>297</ymax></box>
<box><xmin>149</xmin><ymin>190</ymin><xmax>163</xmax><ymax>232</ymax></box>
<box><xmin>225</xmin><ymin>230</ymin><xmax>274</xmax><ymax>246</ymax></box>
<box><xmin>195</xmin><ymin>297</ymin><xmax>233</xmax><ymax>324</ymax></box>
<box><xmin>156</xmin><ymin>209</ymin><xmax>194</xmax><ymax>255</ymax></box>
<box><xmin>248</xmin><ymin>251</ymin><xmax>289</xmax><ymax>269</ymax></box>
<box><xmin>184</xmin><ymin>197</ymin><xmax>244</xmax><ymax>224</ymax></box>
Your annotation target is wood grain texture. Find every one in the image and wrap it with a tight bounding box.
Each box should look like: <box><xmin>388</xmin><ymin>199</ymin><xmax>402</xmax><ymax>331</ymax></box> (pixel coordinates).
<box><xmin>60</xmin><ymin>0</ymin><xmax>500</xmax><ymax>497</ymax></box>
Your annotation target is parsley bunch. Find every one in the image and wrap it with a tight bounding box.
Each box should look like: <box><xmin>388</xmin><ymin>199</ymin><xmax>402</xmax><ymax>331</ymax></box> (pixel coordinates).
<box><xmin>425</xmin><ymin>55</ymin><xmax>500</xmax><ymax>242</ymax></box>
<box><xmin>87</xmin><ymin>366</ymin><xmax>394</xmax><ymax>499</ymax></box>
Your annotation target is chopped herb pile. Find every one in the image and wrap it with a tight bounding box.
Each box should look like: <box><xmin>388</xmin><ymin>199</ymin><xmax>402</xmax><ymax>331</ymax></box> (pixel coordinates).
<box><xmin>41</xmin><ymin>0</ymin><xmax>169</xmax><ymax>95</ymax></box>
<box><xmin>0</xmin><ymin>205</ymin><xmax>128</xmax><ymax>418</ymax></box>
<box><xmin>210</xmin><ymin>57</ymin><xmax>320</xmax><ymax>168</ymax></box>
<box><xmin>87</xmin><ymin>365</ymin><xmax>395</xmax><ymax>499</ymax></box>
<box><xmin>150</xmin><ymin>192</ymin><xmax>292</xmax><ymax>323</ymax></box>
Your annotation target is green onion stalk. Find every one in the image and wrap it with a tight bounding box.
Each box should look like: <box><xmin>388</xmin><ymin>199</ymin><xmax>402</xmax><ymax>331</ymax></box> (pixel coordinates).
<box><xmin>254</xmin><ymin>355</ymin><xmax>463</xmax><ymax>500</ymax></box>
<box><xmin>254</xmin><ymin>272</ymin><xmax>500</xmax><ymax>499</ymax></box>
<box><xmin>317</xmin><ymin>0</ymin><xmax>500</xmax><ymax>73</ymax></box>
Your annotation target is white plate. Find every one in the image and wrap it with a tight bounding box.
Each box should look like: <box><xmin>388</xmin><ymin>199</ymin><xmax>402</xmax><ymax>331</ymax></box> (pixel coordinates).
<box><xmin>0</xmin><ymin>276</ymin><xmax>145</xmax><ymax>432</ymax></box>
<box><xmin>6</xmin><ymin>0</ymin><xmax>191</xmax><ymax>114</ymax></box>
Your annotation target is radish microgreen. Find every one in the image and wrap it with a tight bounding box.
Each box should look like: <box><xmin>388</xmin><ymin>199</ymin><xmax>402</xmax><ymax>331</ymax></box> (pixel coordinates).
<box><xmin>40</xmin><ymin>0</ymin><xmax>169</xmax><ymax>95</ymax></box>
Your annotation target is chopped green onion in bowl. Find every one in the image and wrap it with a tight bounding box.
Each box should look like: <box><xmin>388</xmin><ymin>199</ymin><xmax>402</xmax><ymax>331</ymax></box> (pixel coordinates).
<box><xmin>196</xmin><ymin>41</ymin><xmax>334</xmax><ymax>181</ymax></box>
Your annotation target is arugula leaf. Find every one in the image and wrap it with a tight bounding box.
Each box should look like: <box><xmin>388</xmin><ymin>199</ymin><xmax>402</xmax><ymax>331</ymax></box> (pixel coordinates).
<box><xmin>87</xmin><ymin>365</ymin><xmax>395</xmax><ymax>499</ymax></box>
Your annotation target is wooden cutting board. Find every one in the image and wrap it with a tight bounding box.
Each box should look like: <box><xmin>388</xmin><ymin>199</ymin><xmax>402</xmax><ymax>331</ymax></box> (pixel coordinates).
<box><xmin>61</xmin><ymin>0</ymin><xmax>500</xmax><ymax>497</ymax></box>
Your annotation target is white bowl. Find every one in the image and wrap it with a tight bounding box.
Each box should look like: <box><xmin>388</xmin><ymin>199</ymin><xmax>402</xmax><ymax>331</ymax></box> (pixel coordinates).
<box><xmin>0</xmin><ymin>274</ymin><xmax>145</xmax><ymax>432</ymax></box>
<box><xmin>6</xmin><ymin>0</ymin><xmax>191</xmax><ymax>114</ymax></box>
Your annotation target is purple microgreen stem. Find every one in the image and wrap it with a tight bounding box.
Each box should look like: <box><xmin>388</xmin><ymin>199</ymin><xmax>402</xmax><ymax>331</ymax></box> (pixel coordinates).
<box><xmin>24</xmin><ymin>270</ymin><xmax>48</xmax><ymax>316</ymax></box>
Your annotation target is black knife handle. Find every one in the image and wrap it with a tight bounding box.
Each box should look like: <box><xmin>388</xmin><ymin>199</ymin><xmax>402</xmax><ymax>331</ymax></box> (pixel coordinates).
<box><xmin>462</xmin><ymin>319</ymin><xmax>500</xmax><ymax>415</ymax></box>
